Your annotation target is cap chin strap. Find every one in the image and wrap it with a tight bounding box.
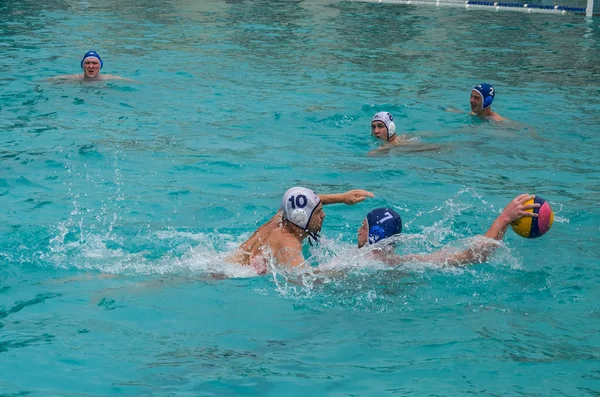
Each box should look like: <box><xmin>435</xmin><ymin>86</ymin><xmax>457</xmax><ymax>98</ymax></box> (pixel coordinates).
<box><xmin>284</xmin><ymin>218</ymin><xmax>321</xmax><ymax>246</ymax></box>
<box><xmin>307</xmin><ymin>231</ymin><xmax>320</xmax><ymax>246</ymax></box>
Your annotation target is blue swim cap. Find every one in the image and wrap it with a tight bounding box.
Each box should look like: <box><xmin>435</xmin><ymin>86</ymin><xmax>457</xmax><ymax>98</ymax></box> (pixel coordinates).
<box><xmin>81</xmin><ymin>51</ymin><xmax>103</xmax><ymax>69</ymax></box>
<box><xmin>472</xmin><ymin>83</ymin><xmax>495</xmax><ymax>110</ymax></box>
<box><xmin>366</xmin><ymin>207</ymin><xmax>402</xmax><ymax>245</ymax></box>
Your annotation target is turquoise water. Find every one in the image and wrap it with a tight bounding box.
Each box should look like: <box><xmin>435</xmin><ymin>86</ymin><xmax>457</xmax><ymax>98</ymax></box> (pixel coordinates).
<box><xmin>1</xmin><ymin>0</ymin><xmax>600</xmax><ymax>395</ymax></box>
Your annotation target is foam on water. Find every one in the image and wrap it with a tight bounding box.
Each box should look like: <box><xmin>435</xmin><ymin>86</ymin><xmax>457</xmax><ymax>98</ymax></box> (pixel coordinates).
<box><xmin>32</xmin><ymin>186</ymin><xmax>529</xmax><ymax>290</ymax></box>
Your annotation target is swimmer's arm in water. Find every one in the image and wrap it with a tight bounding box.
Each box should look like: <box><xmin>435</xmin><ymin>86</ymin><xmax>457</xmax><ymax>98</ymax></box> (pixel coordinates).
<box><xmin>388</xmin><ymin>194</ymin><xmax>540</xmax><ymax>267</ymax></box>
<box><xmin>444</xmin><ymin>107</ymin><xmax>465</xmax><ymax>114</ymax></box>
<box><xmin>368</xmin><ymin>145</ymin><xmax>394</xmax><ymax>157</ymax></box>
<box><xmin>401</xmin><ymin>238</ymin><xmax>503</xmax><ymax>267</ymax></box>
<box><xmin>102</xmin><ymin>74</ymin><xmax>136</xmax><ymax>82</ymax></box>
<box><xmin>444</xmin><ymin>106</ymin><xmax>507</xmax><ymax>122</ymax></box>
<box><xmin>48</xmin><ymin>74</ymin><xmax>136</xmax><ymax>82</ymax></box>
<box><xmin>319</xmin><ymin>190</ymin><xmax>375</xmax><ymax>205</ymax></box>
<box><xmin>47</xmin><ymin>74</ymin><xmax>81</xmax><ymax>80</ymax></box>
<box><xmin>368</xmin><ymin>142</ymin><xmax>442</xmax><ymax>157</ymax></box>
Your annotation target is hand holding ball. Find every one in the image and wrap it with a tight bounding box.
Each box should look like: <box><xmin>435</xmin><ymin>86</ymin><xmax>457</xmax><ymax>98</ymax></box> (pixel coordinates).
<box><xmin>511</xmin><ymin>196</ymin><xmax>554</xmax><ymax>238</ymax></box>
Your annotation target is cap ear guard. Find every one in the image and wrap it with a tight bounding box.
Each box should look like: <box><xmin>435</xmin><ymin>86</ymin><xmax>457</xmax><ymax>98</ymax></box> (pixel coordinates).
<box><xmin>483</xmin><ymin>94</ymin><xmax>494</xmax><ymax>109</ymax></box>
<box><xmin>368</xmin><ymin>226</ymin><xmax>386</xmax><ymax>244</ymax></box>
<box><xmin>474</xmin><ymin>84</ymin><xmax>494</xmax><ymax>110</ymax></box>
<box><xmin>387</xmin><ymin>121</ymin><xmax>396</xmax><ymax>139</ymax></box>
<box><xmin>386</xmin><ymin>113</ymin><xmax>396</xmax><ymax>139</ymax></box>
<box><xmin>289</xmin><ymin>209</ymin><xmax>308</xmax><ymax>229</ymax></box>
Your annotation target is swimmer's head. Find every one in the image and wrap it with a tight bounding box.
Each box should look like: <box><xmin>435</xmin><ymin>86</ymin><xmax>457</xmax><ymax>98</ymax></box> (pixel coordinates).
<box><xmin>470</xmin><ymin>83</ymin><xmax>495</xmax><ymax>114</ymax></box>
<box><xmin>371</xmin><ymin>112</ymin><xmax>396</xmax><ymax>141</ymax></box>
<box><xmin>281</xmin><ymin>187</ymin><xmax>325</xmax><ymax>240</ymax></box>
<box><xmin>358</xmin><ymin>207</ymin><xmax>402</xmax><ymax>248</ymax></box>
<box><xmin>81</xmin><ymin>51</ymin><xmax>103</xmax><ymax>78</ymax></box>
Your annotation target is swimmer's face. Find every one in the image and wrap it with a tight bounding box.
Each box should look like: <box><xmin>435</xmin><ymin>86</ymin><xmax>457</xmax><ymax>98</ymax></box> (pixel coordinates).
<box><xmin>307</xmin><ymin>204</ymin><xmax>325</xmax><ymax>233</ymax></box>
<box><xmin>357</xmin><ymin>219</ymin><xmax>368</xmax><ymax>248</ymax></box>
<box><xmin>83</xmin><ymin>58</ymin><xmax>101</xmax><ymax>78</ymax></box>
<box><xmin>371</xmin><ymin>121</ymin><xmax>389</xmax><ymax>141</ymax></box>
<box><xmin>470</xmin><ymin>90</ymin><xmax>483</xmax><ymax>113</ymax></box>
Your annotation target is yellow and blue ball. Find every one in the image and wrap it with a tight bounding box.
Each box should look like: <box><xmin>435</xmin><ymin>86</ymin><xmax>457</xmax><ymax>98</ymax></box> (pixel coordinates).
<box><xmin>511</xmin><ymin>196</ymin><xmax>554</xmax><ymax>238</ymax></box>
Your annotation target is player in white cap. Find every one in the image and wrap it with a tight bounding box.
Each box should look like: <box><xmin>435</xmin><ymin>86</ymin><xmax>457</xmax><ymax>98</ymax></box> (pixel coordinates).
<box><xmin>369</xmin><ymin>111</ymin><xmax>440</xmax><ymax>156</ymax></box>
<box><xmin>229</xmin><ymin>187</ymin><xmax>374</xmax><ymax>273</ymax></box>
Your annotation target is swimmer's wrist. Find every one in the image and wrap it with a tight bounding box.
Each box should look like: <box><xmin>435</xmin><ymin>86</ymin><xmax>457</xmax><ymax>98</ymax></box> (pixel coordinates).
<box><xmin>497</xmin><ymin>213</ymin><xmax>513</xmax><ymax>225</ymax></box>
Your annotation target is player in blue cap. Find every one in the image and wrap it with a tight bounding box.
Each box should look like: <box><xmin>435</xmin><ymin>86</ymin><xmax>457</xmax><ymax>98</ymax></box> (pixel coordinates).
<box><xmin>80</xmin><ymin>51</ymin><xmax>104</xmax><ymax>79</ymax></box>
<box><xmin>357</xmin><ymin>194</ymin><xmax>539</xmax><ymax>266</ymax></box>
<box><xmin>51</xmin><ymin>50</ymin><xmax>131</xmax><ymax>81</ymax></box>
<box><xmin>445</xmin><ymin>83</ymin><xmax>505</xmax><ymax>121</ymax></box>
<box><xmin>470</xmin><ymin>83</ymin><xmax>505</xmax><ymax>121</ymax></box>
<box><xmin>358</xmin><ymin>207</ymin><xmax>403</xmax><ymax>248</ymax></box>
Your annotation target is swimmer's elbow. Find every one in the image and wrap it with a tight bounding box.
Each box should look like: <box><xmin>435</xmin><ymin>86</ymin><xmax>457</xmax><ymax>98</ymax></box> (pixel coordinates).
<box><xmin>445</xmin><ymin>252</ymin><xmax>481</xmax><ymax>267</ymax></box>
<box><xmin>449</xmin><ymin>242</ymin><xmax>499</xmax><ymax>266</ymax></box>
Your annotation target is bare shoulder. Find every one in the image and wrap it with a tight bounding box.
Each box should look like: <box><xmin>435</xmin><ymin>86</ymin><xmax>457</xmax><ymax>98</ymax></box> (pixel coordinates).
<box><xmin>270</xmin><ymin>230</ymin><xmax>304</xmax><ymax>266</ymax></box>
<box><xmin>270</xmin><ymin>228</ymin><xmax>302</xmax><ymax>250</ymax></box>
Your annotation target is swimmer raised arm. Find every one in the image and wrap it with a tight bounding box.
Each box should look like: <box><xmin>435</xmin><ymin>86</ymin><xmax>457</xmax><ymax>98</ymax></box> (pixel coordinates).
<box><xmin>406</xmin><ymin>194</ymin><xmax>538</xmax><ymax>266</ymax></box>
<box><xmin>244</xmin><ymin>188</ymin><xmax>374</xmax><ymax>246</ymax></box>
<box><xmin>319</xmin><ymin>189</ymin><xmax>375</xmax><ymax>205</ymax></box>
<box><xmin>356</xmin><ymin>194</ymin><xmax>539</xmax><ymax>267</ymax></box>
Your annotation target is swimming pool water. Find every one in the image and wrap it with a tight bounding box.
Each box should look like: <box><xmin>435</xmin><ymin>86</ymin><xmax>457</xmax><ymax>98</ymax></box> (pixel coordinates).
<box><xmin>1</xmin><ymin>0</ymin><xmax>599</xmax><ymax>395</ymax></box>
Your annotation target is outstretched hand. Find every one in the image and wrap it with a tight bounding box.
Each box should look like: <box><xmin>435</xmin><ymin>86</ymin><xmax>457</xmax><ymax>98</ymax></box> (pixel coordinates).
<box><xmin>342</xmin><ymin>189</ymin><xmax>375</xmax><ymax>205</ymax></box>
<box><xmin>502</xmin><ymin>194</ymin><xmax>540</xmax><ymax>223</ymax></box>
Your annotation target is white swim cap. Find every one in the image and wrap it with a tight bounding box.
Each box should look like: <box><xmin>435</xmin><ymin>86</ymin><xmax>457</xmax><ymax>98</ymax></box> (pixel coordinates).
<box><xmin>371</xmin><ymin>112</ymin><xmax>396</xmax><ymax>140</ymax></box>
<box><xmin>281</xmin><ymin>187</ymin><xmax>321</xmax><ymax>230</ymax></box>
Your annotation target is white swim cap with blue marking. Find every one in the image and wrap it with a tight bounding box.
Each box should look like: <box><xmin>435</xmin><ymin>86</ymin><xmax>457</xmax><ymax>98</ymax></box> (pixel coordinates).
<box><xmin>281</xmin><ymin>187</ymin><xmax>321</xmax><ymax>230</ymax></box>
<box><xmin>371</xmin><ymin>112</ymin><xmax>396</xmax><ymax>140</ymax></box>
